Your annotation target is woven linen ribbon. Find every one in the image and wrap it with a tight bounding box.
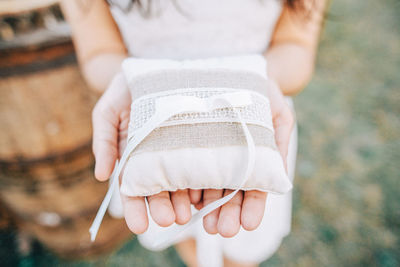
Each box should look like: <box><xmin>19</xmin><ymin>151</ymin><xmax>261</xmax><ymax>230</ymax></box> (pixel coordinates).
<box><xmin>89</xmin><ymin>91</ymin><xmax>256</xmax><ymax>247</ymax></box>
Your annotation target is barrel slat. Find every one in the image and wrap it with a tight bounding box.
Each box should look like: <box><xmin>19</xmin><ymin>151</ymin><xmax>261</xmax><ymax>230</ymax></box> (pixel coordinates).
<box><xmin>0</xmin><ymin>65</ymin><xmax>96</xmax><ymax>160</ymax></box>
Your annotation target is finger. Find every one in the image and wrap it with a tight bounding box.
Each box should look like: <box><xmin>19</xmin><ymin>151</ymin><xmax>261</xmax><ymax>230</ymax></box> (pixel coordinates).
<box><xmin>122</xmin><ymin>195</ymin><xmax>148</xmax><ymax>234</ymax></box>
<box><xmin>147</xmin><ymin>191</ymin><xmax>176</xmax><ymax>227</ymax></box>
<box><xmin>217</xmin><ymin>190</ymin><xmax>243</xmax><ymax>238</ymax></box>
<box><xmin>189</xmin><ymin>189</ymin><xmax>202</xmax><ymax>205</ymax></box>
<box><xmin>202</xmin><ymin>189</ymin><xmax>224</xmax><ymax>234</ymax></box>
<box><xmin>171</xmin><ymin>190</ymin><xmax>192</xmax><ymax>225</ymax></box>
<box><xmin>92</xmin><ymin>102</ymin><xmax>119</xmax><ymax>181</ymax></box>
<box><xmin>241</xmin><ymin>190</ymin><xmax>267</xmax><ymax>231</ymax></box>
<box><xmin>92</xmin><ymin>73</ymin><xmax>131</xmax><ymax>181</ymax></box>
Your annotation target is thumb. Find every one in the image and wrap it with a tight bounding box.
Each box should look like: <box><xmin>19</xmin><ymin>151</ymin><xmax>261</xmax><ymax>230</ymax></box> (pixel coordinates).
<box><xmin>92</xmin><ymin>73</ymin><xmax>130</xmax><ymax>181</ymax></box>
<box><xmin>273</xmin><ymin>107</ymin><xmax>294</xmax><ymax>172</ymax></box>
<box><xmin>267</xmin><ymin>80</ymin><xmax>294</xmax><ymax>172</ymax></box>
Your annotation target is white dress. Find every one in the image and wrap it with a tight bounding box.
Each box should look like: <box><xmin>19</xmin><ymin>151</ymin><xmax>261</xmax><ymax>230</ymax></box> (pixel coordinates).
<box><xmin>109</xmin><ymin>0</ymin><xmax>297</xmax><ymax>265</ymax></box>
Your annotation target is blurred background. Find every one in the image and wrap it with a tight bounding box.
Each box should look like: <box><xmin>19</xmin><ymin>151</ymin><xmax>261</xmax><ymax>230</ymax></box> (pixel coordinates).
<box><xmin>0</xmin><ymin>0</ymin><xmax>399</xmax><ymax>266</ymax></box>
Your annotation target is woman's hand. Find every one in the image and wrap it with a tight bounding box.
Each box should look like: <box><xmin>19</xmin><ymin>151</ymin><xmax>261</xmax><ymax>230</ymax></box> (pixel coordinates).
<box><xmin>193</xmin><ymin>79</ymin><xmax>294</xmax><ymax>237</ymax></box>
<box><xmin>92</xmin><ymin>73</ymin><xmax>193</xmax><ymax>233</ymax></box>
<box><xmin>92</xmin><ymin>74</ymin><xmax>294</xmax><ymax>236</ymax></box>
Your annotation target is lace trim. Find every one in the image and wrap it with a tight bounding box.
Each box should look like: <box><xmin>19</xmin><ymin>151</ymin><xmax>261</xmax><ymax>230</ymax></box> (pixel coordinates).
<box><xmin>129</xmin><ymin>88</ymin><xmax>273</xmax><ymax>140</ymax></box>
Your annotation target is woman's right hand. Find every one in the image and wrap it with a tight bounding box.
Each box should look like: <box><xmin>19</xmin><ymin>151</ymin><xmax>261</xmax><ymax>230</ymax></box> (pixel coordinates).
<box><xmin>92</xmin><ymin>73</ymin><xmax>194</xmax><ymax>234</ymax></box>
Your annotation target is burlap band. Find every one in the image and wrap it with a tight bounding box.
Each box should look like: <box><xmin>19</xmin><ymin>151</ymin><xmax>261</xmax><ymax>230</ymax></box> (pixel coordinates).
<box><xmin>128</xmin><ymin>69</ymin><xmax>269</xmax><ymax>99</ymax></box>
<box><xmin>133</xmin><ymin>122</ymin><xmax>277</xmax><ymax>155</ymax></box>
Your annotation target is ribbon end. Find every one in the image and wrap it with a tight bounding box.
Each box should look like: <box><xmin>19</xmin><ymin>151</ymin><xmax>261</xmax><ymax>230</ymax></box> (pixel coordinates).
<box><xmin>89</xmin><ymin>227</ymin><xmax>98</xmax><ymax>242</ymax></box>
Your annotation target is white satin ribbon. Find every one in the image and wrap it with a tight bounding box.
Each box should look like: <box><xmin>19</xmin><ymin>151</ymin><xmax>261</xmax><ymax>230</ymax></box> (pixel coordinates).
<box><xmin>89</xmin><ymin>91</ymin><xmax>256</xmax><ymax>244</ymax></box>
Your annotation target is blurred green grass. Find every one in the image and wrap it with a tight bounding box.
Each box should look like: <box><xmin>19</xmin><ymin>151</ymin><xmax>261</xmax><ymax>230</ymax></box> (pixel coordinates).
<box><xmin>266</xmin><ymin>0</ymin><xmax>400</xmax><ymax>266</ymax></box>
<box><xmin>1</xmin><ymin>0</ymin><xmax>399</xmax><ymax>266</ymax></box>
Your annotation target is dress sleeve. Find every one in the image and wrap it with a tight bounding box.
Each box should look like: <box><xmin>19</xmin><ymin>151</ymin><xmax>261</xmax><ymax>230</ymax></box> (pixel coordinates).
<box><xmin>270</xmin><ymin>0</ymin><xmax>327</xmax><ymax>53</ymax></box>
<box><xmin>60</xmin><ymin>0</ymin><xmax>127</xmax><ymax>64</ymax></box>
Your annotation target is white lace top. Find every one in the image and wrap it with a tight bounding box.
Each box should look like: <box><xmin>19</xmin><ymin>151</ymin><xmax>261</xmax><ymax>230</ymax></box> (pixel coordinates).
<box><xmin>109</xmin><ymin>0</ymin><xmax>283</xmax><ymax>59</ymax></box>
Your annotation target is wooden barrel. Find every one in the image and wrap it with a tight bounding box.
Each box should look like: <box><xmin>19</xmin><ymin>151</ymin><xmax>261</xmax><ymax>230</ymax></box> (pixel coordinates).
<box><xmin>0</xmin><ymin>199</ymin><xmax>14</xmax><ymax>230</ymax></box>
<box><xmin>0</xmin><ymin>5</ymin><xmax>131</xmax><ymax>258</ymax></box>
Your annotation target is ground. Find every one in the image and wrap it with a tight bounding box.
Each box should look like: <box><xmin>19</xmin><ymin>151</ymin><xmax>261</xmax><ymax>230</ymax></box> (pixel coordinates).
<box><xmin>1</xmin><ymin>0</ymin><xmax>399</xmax><ymax>266</ymax></box>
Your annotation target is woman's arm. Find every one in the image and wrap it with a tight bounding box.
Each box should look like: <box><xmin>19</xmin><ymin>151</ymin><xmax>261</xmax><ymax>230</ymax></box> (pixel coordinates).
<box><xmin>60</xmin><ymin>0</ymin><xmax>127</xmax><ymax>92</ymax></box>
<box><xmin>266</xmin><ymin>0</ymin><xmax>328</xmax><ymax>95</ymax></box>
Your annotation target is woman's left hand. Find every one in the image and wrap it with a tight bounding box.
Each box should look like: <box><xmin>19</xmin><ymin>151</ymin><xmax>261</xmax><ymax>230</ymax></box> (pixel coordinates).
<box><xmin>190</xmin><ymin>79</ymin><xmax>294</xmax><ymax>237</ymax></box>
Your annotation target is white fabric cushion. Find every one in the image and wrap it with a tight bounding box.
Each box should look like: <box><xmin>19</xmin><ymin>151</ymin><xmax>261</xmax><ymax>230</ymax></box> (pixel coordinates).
<box><xmin>121</xmin><ymin>146</ymin><xmax>291</xmax><ymax>196</ymax></box>
<box><xmin>120</xmin><ymin>55</ymin><xmax>292</xmax><ymax>197</ymax></box>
